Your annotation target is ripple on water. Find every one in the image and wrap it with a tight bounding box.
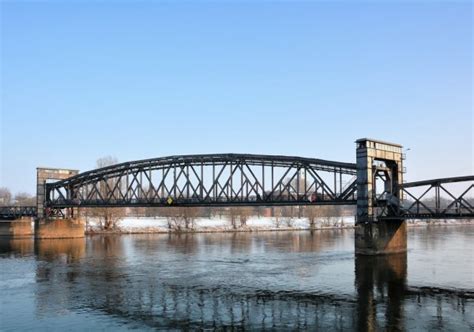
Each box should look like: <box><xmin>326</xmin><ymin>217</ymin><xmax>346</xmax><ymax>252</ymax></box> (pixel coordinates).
<box><xmin>0</xmin><ymin>227</ymin><xmax>473</xmax><ymax>330</ymax></box>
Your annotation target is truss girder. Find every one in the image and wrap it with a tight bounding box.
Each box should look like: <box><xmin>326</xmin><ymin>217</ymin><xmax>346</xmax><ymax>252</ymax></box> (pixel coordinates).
<box><xmin>0</xmin><ymin>206</ymin><xmax>37</xmax><ymax>220</ymax></box>
<box><xmin>45</xmin><ymin>154</ymin><xmax>358</xmax><ymax>208</ymax></box>
<box><xmin>397</xmin><ymin>176</ymin><xmax>474</xmax><ymax>219</ymax></box>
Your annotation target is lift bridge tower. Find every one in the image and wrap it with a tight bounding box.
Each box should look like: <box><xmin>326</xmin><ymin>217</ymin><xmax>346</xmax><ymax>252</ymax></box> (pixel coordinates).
<box><xmin>355</xmin><ymin>138</ymin><xmax>406</xmax><ymax>255</ymax></box>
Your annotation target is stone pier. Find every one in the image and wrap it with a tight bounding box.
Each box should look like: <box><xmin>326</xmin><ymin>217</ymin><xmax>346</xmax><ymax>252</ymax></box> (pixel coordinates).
<box><xmin>34</xmin><ymin>167</ymin><xmax>83</xmax><ymax>238</ymax></box>
<box><xmin>34</xmin><ymin>218</ymin><xmax>85</xmax><ymax>239</ymax></box>
<box><xmin>355</xmin><ymin>219</ymin><xmax>407</xmax><ymax>255</ymax></box>
<box><xmin>37</xmin><ymin>167</ymin><xmax>79</xmax><ymax>219</ymax></box>
<box><xmin>0</xmin><ymin>218</ymin><xmax>33</xmax><ymax>237</ymax></box>
<box><xmin>355</xmin><ymin>138</ymin><xmax>407</xmax><ymax>255</ymax></box>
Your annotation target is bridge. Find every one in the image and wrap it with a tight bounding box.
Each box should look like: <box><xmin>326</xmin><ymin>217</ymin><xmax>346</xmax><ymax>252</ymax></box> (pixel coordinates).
<box><xmin>1</xmin><ymin>138</ymin><xmax>472</xmax><ymax>254</ymax></box>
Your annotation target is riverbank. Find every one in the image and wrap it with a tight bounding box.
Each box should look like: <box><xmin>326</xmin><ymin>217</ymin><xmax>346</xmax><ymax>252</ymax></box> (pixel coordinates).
<box><xmin>85</xmin><ymin>216</ymin><xmax>473</xmax><ymax>235</ymax></box>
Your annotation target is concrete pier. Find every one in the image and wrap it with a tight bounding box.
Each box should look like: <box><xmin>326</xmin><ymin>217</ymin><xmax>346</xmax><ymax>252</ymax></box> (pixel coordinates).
<box><xmin>34</xmin><ymin>218</ymin><xmax>85</xmax><ymax>239</ymax></box>
<box><xmin>0</xmin><ymin>218</ymin><xmax>33</xmax><ymax>237</ymax></box>
<box><xmin>355</xmin><ymin>219</ymin><xmax>407</xmax><ymax>255</ymax></box>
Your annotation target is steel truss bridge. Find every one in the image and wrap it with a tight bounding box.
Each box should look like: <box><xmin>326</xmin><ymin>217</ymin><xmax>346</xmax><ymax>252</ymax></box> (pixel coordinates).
<box><xmin>398</xmin><ymin>175</ymin><xmax>474</xmax><ymax>219</ymax></box>
<box><xmin>0</xmin><ymin>154</ymin><xmax>473</xmax><ymax>220</ymax></box>
<box><xmin>0</xmin><ymin>206</ymin><xmax>37</xmax><ymax>220</ymax></box>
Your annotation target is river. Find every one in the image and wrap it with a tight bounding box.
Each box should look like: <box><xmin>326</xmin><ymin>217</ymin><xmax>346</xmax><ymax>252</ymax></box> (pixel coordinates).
<box><xmin>1</xmin><ymin>225</ymin><xmax>473</xmax><ymax>330</ymax></box>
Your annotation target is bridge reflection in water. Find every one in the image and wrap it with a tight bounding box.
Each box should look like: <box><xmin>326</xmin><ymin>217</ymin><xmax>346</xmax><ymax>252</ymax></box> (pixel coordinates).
<box><xmin>0</xmin><ymin>230</ymin><xmax>472</xmax><ymax>330</ymax></box>
<box><xmin>355</xmin><ymin>254</ymin><xmax>406</xmax><ymax>331</ymax></box>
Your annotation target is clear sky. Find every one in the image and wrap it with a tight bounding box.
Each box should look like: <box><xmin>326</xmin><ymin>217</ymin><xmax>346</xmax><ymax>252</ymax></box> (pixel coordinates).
<box><xmin>1</xmin><ymin>0</ymin><xmax>472</xmax><ymax>195</ymax></box>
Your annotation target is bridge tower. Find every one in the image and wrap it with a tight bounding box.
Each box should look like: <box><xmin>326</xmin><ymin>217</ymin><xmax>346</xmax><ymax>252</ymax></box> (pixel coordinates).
<box><xmin>37</xmin><ymin>167</ymin><xmax>79</xmax><ymax>218</ymax></box>
<box><xmin>36</xmin><ymin>167</ymin><xmax>84</xmax><ymax>238</ymax></box>
<box><xmin>355</xmin><ymin>138</ymin><xmax>406</xmax><ymax>255</ymax></box>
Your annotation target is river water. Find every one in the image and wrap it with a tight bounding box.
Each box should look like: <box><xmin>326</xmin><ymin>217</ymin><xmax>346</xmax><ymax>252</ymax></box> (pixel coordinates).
<box><xmin>1</xmin><ymin>225</ymin><xmax>473</xmax><ymax>331</ymax></box>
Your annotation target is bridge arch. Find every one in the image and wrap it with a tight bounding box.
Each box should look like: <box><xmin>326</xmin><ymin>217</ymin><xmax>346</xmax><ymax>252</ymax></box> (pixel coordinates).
<box><xmin>45</xmin><ymin>154</ymin><xmax>358</xmax><ymax>209</ymax></box>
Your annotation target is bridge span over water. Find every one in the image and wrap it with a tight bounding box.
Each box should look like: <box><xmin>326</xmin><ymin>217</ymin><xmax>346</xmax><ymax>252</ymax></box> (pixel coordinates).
<box><xmin>1</xmin><ymin>138</ymin><xmax>472</xmax><ymax>254</ymax></box>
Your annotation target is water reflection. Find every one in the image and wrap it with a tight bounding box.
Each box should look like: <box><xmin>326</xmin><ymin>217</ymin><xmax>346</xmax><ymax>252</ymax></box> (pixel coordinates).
<box><xmin>1</xmin><ymin>228</ymin><xmax>472</xmax><ymax>330</ymax></box>
<box><xmin>35</xmin><ymin>238</ymin><xmax>86</xmax><ymax>262</ymax></box>
<box><xmin>0</xmin><ymin>237</ymin><xmax>34</xmax><ymax>256</ymax></box>
<box><xmin>355</xmin><ymin>254</ymin><xmax>407</xmax><ymax>331</ymax></box>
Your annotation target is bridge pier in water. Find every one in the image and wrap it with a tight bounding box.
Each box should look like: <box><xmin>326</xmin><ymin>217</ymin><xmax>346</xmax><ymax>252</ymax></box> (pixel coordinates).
<box><xmin>355</xmin><ymin>138</ymin><xmax>407</xmax><ymax>255</ymax></box>
<box><xmin>0</xmin><ymin>217</ymin><xmax>34</xmax><ymax>237</ymax></box>
<box><xmin>35</xmin><ymin>167</ymin><xmax>85</xmax><ymax>239</ymax></box>
<box><xmin>34</xmin><ymin>218</ymin><xmax>85</xmax><ymax>239</ymax></box>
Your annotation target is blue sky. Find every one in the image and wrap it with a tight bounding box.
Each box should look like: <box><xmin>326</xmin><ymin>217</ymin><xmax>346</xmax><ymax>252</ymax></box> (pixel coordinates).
<box><xmin>1</xmin><ymin>1</ymin><xmax>472</xmax><ymax>194</ymax></box>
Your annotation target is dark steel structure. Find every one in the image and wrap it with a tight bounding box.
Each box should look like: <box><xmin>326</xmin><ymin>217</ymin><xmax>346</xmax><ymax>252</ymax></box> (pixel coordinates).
<box><xmin>1</xmin><ymin>154</ymin><xmax>472</xmax><ymax>221</ymax></box>
<box><xmin>0</xmin><ymin>206</ymin><xmax>37</xmax><ymax>220</ymax></box>
<box><xmin>398</xmin><ymin>175</ymin><xmax>474</xmax><ymax>219</ymax></box>
<box><xmin>45</xmin><ymin>154</ymin><xmax>358</xmax><ymax>210</ymax></box>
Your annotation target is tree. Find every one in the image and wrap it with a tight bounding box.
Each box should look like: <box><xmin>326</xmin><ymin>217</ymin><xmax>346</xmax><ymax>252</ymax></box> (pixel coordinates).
<box><xmin>273</xmin><ymin>207</ymin><xmax>282</xmax><ymax>228</ymax></box>
<box><xmin>165</xmin><ymin>207</ymin><xmax>201</xmax><ymax>231</ymax></box>
<box><xmin>227</xmin><ymin>207</ymin><xmax>253</xmax><ymax>229</ymax></box>
<box><xmin>0</xmin><ymin>187</ymin><xmax>12</xmax><ymax>206</ymax></box>
<box><xmin>83</xmin><ymin>156</ymin><xmax>126</xmax><ymax>230</ymax></box>
<box><xmin>281</xmin><ymin>206</ymin><xmax>294</xmax><ymax>227</ymax></box>
<box><xmin>228</xmin><ymin>207</ymin><xmax>240</xmax><ymax>229</ymax></box>
<box><xmin>238</xmin><ymin>207</ymin><xmax>253</xmax><ymax>227</ymax></box>
<box><xmin>305</xmin><ymin>206</ymin><xmax>319</xmax><ymax>229</ymax></box>
<box><xmin>14</xmin><ymin>192</ymin><xmax>36</xmax><ymax>206</ymax></box>
<box><xmin>317</xmin><ymin>205</ymin><xmax>340</xmax><ymax>227</ymax></box>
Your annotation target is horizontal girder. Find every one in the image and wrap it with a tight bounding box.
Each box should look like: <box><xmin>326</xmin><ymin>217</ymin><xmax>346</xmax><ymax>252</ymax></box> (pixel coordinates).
<box><xmin>401</xmin><ymin>175</ymin><xmax>474</xmax><ymax>188</ymax></box>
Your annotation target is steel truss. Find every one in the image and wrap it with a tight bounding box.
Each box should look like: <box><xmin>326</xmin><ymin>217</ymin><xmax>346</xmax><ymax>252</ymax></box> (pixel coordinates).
<box><xmin>46</xmin><ymin>154</ymin><xmax>358</xmax><ymax>209</ymax></box>
<box><xmin>4</xmin><ymin>155</ymin><xmax>472</xmax><ymax>221</ymax></box>
<box><xmin>396</xmin><ymin>176</ymin><xmax>474</xmax><ymax>219</ymax></box>
<box><xmin>0</xmin><ymin>206</ymin><xmax>37</xmax><ymax>220</ymax></box>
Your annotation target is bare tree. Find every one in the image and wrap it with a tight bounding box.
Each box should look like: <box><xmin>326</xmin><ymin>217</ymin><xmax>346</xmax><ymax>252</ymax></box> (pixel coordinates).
<box><xmin>239</xmin><ymin>207</ymin><xmax>253</xmax><ymax>227</ymax></box>
<box><xmin>0</xmin><ymin>187</ymin><xmax>12</xmax><ymax>206</ymax></box>
<box><xmin>151</xmin><ymin>207</ymin><xmax>178</xmax><ymax>229</ymax></box>
<box><xmin>316</xmin><ymin>205</ymin><xmax>340</xmax><ymax>227</ymax></box>
<box><xmin>273</xmin><ymin>207</ymin><xmax>282</xmax><ymax>228</ymax></box>
<box><xmin>14</xmin><ymin>192</ymin><xmax>36</xmax><ymax>206</ymax></box>
<box><xmin>254</xmin><ymin>206</ymin><xmax>264</xmax><ymax>218</ymax></box>
<box><xmin>305</xmin><ymin>206</ymin><xmax>319</xmax><ymax>229</ymax></box>
<box><xmin>281</xmin><ymin>206</ymin><xmax>294</xmax><ymax>227</ymax></box>
<box><xmin>166</xmin><ymin>207</ymin><xmax>201</xmax><ymax>232</ymax></box>
<box><xmin>212</xmin><ymin>206</ymin><xmax>226</xmax><ymax>219</ymax></box>
<box><xmin>228</xmin><ymin>207</ymin><xmax>239</xmax><ymax>229</ymax></box>
<box><xmin>226</xmin><ymin>207</ymin><xmax>253</xmax><ymax>229</ymax></box>
<box><xmin>182</xmin><ymin>207</ymin><xmax>200</xmax><ymax>230</ymax></box>
<box><xmin>83</xmin><ymin>156</ymin><xmax>126</xmax><ymax>230</ymax></box>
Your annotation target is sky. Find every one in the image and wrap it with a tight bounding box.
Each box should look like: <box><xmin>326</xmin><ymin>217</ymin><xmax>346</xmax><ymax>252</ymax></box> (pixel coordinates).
<box><xmin>1</xmin><ymin>0</ymin><xmax>472</xmax><ymax>195</ymax></box>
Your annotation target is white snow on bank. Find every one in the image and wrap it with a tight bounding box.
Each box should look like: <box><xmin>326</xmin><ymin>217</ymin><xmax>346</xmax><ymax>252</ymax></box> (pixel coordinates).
<box><xmin>85</xmin><ymin>216</ymin><xmax>473</xmax><ymax>233</ymax></box>
<box><xmin>86</xmin><ymin>216</ymin><xmax>356</xmax><ymax>232</ymax></box>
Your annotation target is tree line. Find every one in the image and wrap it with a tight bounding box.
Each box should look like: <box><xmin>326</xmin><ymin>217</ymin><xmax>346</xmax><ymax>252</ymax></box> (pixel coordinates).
<box><xmin>0</xmin><ymin>187</ymin><xmax>36</xmax><ymax>206</ymax></box>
